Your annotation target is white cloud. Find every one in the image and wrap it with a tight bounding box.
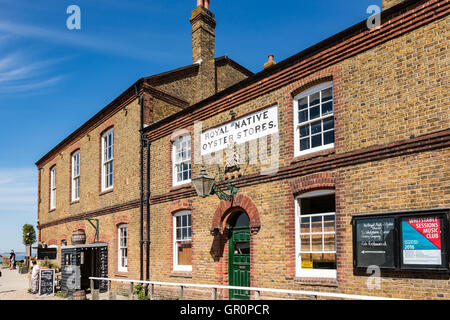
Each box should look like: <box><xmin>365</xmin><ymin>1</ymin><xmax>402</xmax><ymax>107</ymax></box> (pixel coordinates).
<box><xmin>0</xmin><ymin>168</ymin><xmax>37</xmax><ymax>215</ymax></box>
<box><xmin>0</xmin><ymin>19</ymin><xmax>169</xmax><ymax>61</ymax></box>
<box><xmin>0</xmin><ymin>51</ymin><xmax>68</xmax><ymax>93</ymax></box>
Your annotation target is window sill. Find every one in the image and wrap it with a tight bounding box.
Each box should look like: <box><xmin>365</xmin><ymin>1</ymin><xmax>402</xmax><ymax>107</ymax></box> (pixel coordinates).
<box><xmin>291</xmin><ymin>147</ymin><xmax>335</xmax><ymax>164</ymax></box>
<box><xmin>170</xmin><ymin>183</ymin><xmax>192</xmax><ymax>192</ymax></box>
<box><xmin>114</xmin><ymin>271</ymin><xmax>128</xmax><ymax>278</ymax></box>
<box><xmin>294</xmin><ymin>277</ymin><xmax>339</xmax><ymax>287</ymax></box>
<box><xmin>49</xmin><ymin>208</ymin><xmax>56</xmax><ymax>213</ymax></box>
<box><xmin>70</xmin><ymin>200</ymin><xmax>80</xmax><ymax>205</ymax></box>
<box><xmin>99</xmin><ymin>188</ymin><xmax>114</xmax><ymax>196</ymax></box>
<box><xmin>170</xmin><ymin>271</ymin><xmax>192</xmax><ymax>278</ymax></box>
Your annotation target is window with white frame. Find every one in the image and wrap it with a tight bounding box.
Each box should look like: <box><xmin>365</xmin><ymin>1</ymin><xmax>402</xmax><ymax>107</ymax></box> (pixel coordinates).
<box><xmin>173</xmin><ymin>211</ymin><xmax>192</xmax><ymax>271</ymax></box>
<box><xmin>118</xmin><ymin>224</ymin><xmax>128</xmax><ymax>272</ymax></box>
<box><xmin>295</xmin><ymin>190</ymin><xmax>336</xmax><ymax>278</ymax></box>
<box><xmin>172</xmin><ymin>135</ymin><xmax>191</xmax><ymax>186</ymax></box>
<box><xmin>71</xmin><ymin>150</ymin><xmax>80</xmax><ymax>202</ymax></box>
<box><xmin>294</xmin><ymin>82</ymin><xmax>334</xmax><ymax>157</ymax></box>
<box><xmin>101</xmin><ymin>128</ymin><xmax>114</xmax><ymax>191</ymax></box>
<box><xmin>50</xmin><ymin>166</ymin><xmax>56</xmax><ymax>210</ymax></box>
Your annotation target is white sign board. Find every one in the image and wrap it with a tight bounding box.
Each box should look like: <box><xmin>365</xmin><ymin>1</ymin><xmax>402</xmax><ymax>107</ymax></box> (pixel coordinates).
<box><xmin>200</xmin><ymin>105</ymin><xmax>278</xmax><ymax>155</ymax></box>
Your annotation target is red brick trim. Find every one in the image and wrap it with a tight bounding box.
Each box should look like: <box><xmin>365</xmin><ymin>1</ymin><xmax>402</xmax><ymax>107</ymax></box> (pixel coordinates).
<box><xmin>150</xmin><ymin>129</ymin><xmax>450</xmax><ymax>204</ymax></box>
<box><xmin>37</xmin><ymin>199</ymin><xmax>140</xmax><ymax>229</ymax></box>
<box><xmin>88</xmin><ymin>234</ymin><xmax>110</xmax><ymax>244</ymax></box>
<box><xmin>47</xmin><ymin>239</ymin><xmax>57</xmax><ymax>246</ymax></box>
<box><xmin>115</xmin><ymin>215</ymin><xmax>129</xmax><ymax>226</ymax></box>
<box><xmin>288</xmin><ymin>172</ymin><xmax>337</xmax><ymax>196</ymax></box>
<box><xmin>211</xmin><ymin>194</ymin><xmax>261</xmax><ymax>234</ymax></box>
<box><xmin>146</xmin><ymin>0</ymin><xmax>448</xmax><ymax>141</ymax></box>
<box><xmin>168</xmin><ymin>199</ymin><xmax>194</xmax><ymax>214</ymax></box>
<box><xmin>74</xmin><ymin>223</ymin><xmax>86</xmax><ymax>230</ymax></box>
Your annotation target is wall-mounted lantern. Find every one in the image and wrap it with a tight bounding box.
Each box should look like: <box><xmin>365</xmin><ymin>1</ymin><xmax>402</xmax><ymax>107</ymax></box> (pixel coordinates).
<box><xmin>192</xmin><ymin>165</ymin><xmax>238</xmax><ymax>201</ymax></box>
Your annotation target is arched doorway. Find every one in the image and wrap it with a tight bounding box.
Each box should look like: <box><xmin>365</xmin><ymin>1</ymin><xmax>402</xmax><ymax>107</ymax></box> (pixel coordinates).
<box><xmin>228</xmin><ymin>211</ymin><xmax>250</xmax><ymax>300</ymax></box>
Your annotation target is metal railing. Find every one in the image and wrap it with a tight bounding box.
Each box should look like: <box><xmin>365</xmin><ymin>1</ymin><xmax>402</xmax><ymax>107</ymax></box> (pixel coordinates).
<box><xmin>89</xmin><ymin>277</ymin><xmax>403</xmax><ymax>300</ymax></box>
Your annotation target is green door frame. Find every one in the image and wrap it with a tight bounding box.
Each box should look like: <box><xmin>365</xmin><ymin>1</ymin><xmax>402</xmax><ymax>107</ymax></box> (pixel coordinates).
<box><xmin>228</xmin><ymin>225</ymin><xmax>251</xmax><ymax>300</ymax></box>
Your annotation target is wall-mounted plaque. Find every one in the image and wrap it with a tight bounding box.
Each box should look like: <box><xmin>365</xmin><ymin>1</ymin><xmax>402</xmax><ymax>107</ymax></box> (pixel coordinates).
<box><xmin>354</xmin><ymin>217</ymin><xmax>396</xmax><ymax>269</ymax></box>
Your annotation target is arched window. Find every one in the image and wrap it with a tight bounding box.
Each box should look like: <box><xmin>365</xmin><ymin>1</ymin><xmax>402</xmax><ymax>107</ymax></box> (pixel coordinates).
<box><xmin>293</xmin><ymin>82</ymin><xmax>335</xmax><ymax>157</ymax></box>
<box><xmin>50</xmin><ymin>165</ymin><xmax>56</xmax><ymax>210</ymax></box>
<box><xmin>118</xmin><ymin>224</ymin><xmax>128</xmax><ymax>272</ymax></box>
<box><xmin>101</xmin><ymin>128</ymin><xmax>114</xmax><ymax>191</ymax></box>
<box><xmin>173</xmin><ymin>211</ymin><xmax>192</xmax><ymax>271</ymax></box>
<box><xmin>172</xmin><ymin>134</ymin><xmax>191</xmax><ymax>186</ymax></box>
<box><xmin>295</xmin><ymin>190</ymin><xmax>336</xmax><ymax>278</ymax></box>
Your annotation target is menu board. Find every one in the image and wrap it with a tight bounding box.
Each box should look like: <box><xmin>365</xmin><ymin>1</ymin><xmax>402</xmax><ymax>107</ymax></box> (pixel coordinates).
<box><xmin>402</xmin><ymin>216</ymin><xmax>442</xmax><ymax>265</ymax></box>
<box><xmin>39</xmin><ymin>269</ymin><xmax>55</xmax><ymax>296</ymax></box>
<box><xmin>355</xmin><ymin>217</ymin><xmax>396</xmax><ymax>268</ymax></box>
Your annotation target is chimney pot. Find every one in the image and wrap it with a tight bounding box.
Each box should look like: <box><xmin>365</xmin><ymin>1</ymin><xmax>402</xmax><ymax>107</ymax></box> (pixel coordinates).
<box><xmin>264</xmin><ymin>54</ymin><xmax>276</xmax><ymax>69</ymax></box>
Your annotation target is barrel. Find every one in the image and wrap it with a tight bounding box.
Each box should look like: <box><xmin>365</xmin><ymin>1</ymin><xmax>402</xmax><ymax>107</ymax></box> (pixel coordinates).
<box><xmin>72</xmin><ymin>290</ymin><xmax>86</xmax><ymax>300</ymax></box>
<box><xmin>71</xmin><ymin>229</ymin><xmax>86</xmax><ymax>245</ymax></box>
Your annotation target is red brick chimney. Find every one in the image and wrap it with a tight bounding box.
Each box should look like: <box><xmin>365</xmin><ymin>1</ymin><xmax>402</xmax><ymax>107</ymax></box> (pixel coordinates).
<box><xmin>190</xmin><ymin>0</ymin><xmax>217</xmax><ymax>101</ymax></box>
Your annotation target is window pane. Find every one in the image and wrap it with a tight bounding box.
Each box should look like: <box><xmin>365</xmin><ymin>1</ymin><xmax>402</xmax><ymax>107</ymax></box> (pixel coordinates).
<box><xmin>176</xmin><ymin>228</ymin><xmax>181</xmax><ymax>240</ymax></box>
<box><xmin>299</xmin><ymin>110</ymin><xmax>308</xmax><ymax>123</ymax></box>
<box><xmin>300</xmin><ymin>217</ymin><xmax>310</xmax><ymax>234</ymax></box>
<box><xmin>322</xmin><ymin>101</ymin><xmax>333</xmax><ymax>115</ymax></box>
<box><xmin>324</xmin><ymin>233</ymin><xmax>336</xmax><ymax>251</ymax></box>
<box><xmin>310</xmin><ymin>106</ymin><xmax>320</xmax><ymax>120</ymax></box>
<box><xmin>310</xmin><ymin>92</ymin><xmax>320</xmax><ymax>106</ymax></box>
<box><xmin>182</xmin><ymin>227</ymin><xmax>187</xmax><ymax>239</ymax></box>
<box><xmin>298</xmin><ymin>97</ymin><xmax>308</xmax><ymax>110</ymax></box>
<box><xmin>178</xmin><ymin>242</ymin><xmax>192</xmax><ymax>266</ymax></box>
<box><xmin>176</xmin><ymin>216</ymin><xmax>181</xmax><ymax>228</ymax></box>
<box><xmin>322</xmin><ymin>88</ymin><xmax>332</xmax><ymax>102</ymax></box>
<box><xmin>299</xmin><ymin>125</ymin><xmax>309</xmax><ymax>137</ymax></box>
<box><xmin>300</xmin><ymin>138</ymin><xmax>310</xmax><ymax>151</ymax></box>
<box><xmin>182</xmin><ymin>214</ymin><xmax>187</xmax><ymax>227</ymax></box>
<box><xmin>311</xmin><ymin>234</ymin><xmax>322</xmax><ymax>251</ymax></box>
<box><xmin>323</xmin><ymin>118</ymin><xmax>334</xmax><ymax>131</ymax></box>
<box><xmin>311</xmin><ymin>121</ymin><xmax>321</xmax><ymax>135</ymax></box>
<box><xmin>311</xmin><ymin>216</ymin><xmax>322</xmax><ymax>233</ymax></box>
<box><xmin>301</xmin><ymin>195</ymin><xmax>335</xmax><ymax>215</ymax></box>
<box><xmin>187</xmin><ymin>227</ymin><xmax>192</xmax><ymax>239</ymax></box>
<box><xmin>323</xmin><ymin>215</ymin><xmax>335</xmax><ymax>233</ymax></box>
<box><xmin>300</xmin><ymin>235</ymin><xmax>311</xmax><ymax>251</ymax></box>
<box><xmin>324</xmin><ymin>131</ymin><xmax>335</xmax><ymax>145</ymax></box>
<box><xmin>311</xmin><ymin>134</ymin><xmax>322</xmax><ymax>148</ymax></box>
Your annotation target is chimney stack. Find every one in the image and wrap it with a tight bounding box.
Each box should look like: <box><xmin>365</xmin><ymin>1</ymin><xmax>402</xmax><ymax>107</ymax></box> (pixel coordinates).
<box><xmin>264</xmin><ymin>54</ymin><xmax>276</xmax><ymax>69</ymax></box>
<box><xmin>190</xmin><ymin>0</ymin><xmax>217</xmax><ymax>101</ymax></box>
<box><xmin>191</xmin><ymin>0</ymin><xmax>216</xmax><ymax>64</ymax></box>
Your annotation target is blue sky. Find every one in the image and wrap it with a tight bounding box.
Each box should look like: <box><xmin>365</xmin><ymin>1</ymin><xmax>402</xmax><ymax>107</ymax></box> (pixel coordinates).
<box><xmin>0</xmin><ymin>0</ymin><xmax>380</xmax><ymax>253</ymax></box>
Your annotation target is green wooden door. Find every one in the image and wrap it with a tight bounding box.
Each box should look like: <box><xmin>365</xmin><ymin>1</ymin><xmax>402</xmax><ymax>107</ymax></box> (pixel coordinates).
<box><xmin>229</xmin><ymin>226</ymin><xmax>250</xmax><ymax>300</ymax></box>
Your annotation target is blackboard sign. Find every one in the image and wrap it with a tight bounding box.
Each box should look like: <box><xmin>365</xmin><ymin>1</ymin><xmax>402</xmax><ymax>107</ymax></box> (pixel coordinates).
<box><xmin>39</xmin><ymin>269</ymin><xmax>55</xmax><ymax>295</ymax></box>
<box><xmin>355</xmin><ymin>217</ymin><xmax>396</xmax><ymax>269</ymax></box>
<box><xmin>38</xmin><ymin>248</ymin><xmax>57</xmax><ymax>260</ymax></box>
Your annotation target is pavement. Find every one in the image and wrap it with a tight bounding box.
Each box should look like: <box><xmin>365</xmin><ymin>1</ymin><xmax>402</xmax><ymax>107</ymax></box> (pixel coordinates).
<box><xmin>0</xmin><ymin>267</ymin><xmax>64</xmax><ymax>300</ymax></box>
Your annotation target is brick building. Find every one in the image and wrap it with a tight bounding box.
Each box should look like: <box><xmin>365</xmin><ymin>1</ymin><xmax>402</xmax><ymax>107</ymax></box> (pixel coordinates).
<box><xmin>36</xmin><ymin>0</ymin><xmax>450</xmax><ymax>299</ymax></box>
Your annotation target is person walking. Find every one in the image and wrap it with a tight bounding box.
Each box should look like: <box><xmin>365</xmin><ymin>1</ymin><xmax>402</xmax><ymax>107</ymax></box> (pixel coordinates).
<box><xmin>9</xmin><ymin>250</ymin><xmax>15</xmax><ymax>270</ymax></box>
<box><xmin>31</xmin><ymin>260</ymin><xmax>40</xmax><ymax>294</ymax></box>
